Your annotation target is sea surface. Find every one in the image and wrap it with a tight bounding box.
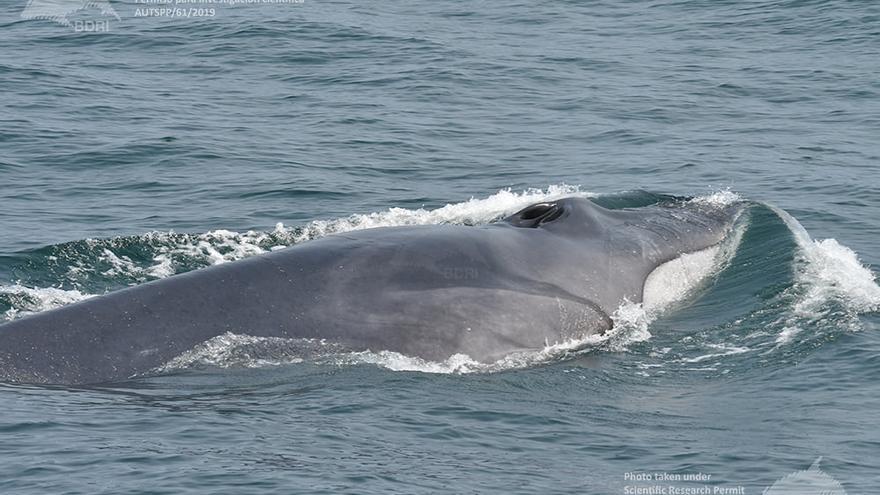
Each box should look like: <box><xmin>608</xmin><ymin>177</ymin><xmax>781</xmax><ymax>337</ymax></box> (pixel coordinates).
<box><xmin>1</xmin><ymin>0</ymin><xmax>879</xmax><ymax>493</ymax></box>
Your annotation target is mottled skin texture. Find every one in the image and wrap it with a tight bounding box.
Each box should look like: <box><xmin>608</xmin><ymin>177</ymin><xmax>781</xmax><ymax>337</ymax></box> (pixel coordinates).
<box><xmin>0</xmin><ymin>197</ymin><xmax>742</xmax><ymax>384</ymax></box>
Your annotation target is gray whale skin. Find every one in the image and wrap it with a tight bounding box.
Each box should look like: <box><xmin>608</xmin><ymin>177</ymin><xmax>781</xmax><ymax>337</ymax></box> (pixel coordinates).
<box><xmin>0</xmin><ymin>197</ymin><xmax>743</xmax><ymax>384</ymax></box>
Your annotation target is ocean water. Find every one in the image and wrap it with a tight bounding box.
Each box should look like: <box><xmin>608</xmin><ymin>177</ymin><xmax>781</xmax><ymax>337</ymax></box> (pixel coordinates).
<box><xmin>1</xmin><ymin>0</ymin><xmax>879</xmax><ymax>493</ymax></box>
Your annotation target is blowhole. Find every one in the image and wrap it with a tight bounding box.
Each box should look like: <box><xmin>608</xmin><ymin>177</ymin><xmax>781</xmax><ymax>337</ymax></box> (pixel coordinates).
<box><xmin>520</xmin><ymin>203</ymin><xmax>556</xmax><ymax>220</ymax></box>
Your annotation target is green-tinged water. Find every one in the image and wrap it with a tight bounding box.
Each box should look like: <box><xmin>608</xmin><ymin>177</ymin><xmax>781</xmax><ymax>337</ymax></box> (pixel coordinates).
<box><xmin>1</xmin><ymin>0</ymin><xmax>878</xmax><ymax>493</ymax></box>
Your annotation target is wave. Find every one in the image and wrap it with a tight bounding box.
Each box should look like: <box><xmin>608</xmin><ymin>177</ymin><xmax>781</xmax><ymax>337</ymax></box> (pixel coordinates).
<box><xmin>635</xmin><ymin>202</ymin><xmax>880</xmax><ymax>376</ymax></box>
<box><xmin>0</xmin><ymin>284</ymin><xmax>93</xmax><ymax>321</ymax></box>
<box><xmin>767</xmin><ymin>205</ymin><xmax>880</xmax><ymax>345</ymax></box>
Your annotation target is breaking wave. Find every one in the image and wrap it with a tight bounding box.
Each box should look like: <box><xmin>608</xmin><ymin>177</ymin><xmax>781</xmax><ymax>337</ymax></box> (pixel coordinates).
<box><xmin>769</xmin><ymin>205</ymin><xmax>880</xmax><ymax>345</ymax></box>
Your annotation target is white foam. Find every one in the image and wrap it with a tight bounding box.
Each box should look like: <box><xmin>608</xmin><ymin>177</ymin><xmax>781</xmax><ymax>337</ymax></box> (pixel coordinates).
<box><xmin>332</xmin><ymin>350</ymin><xmax>484</xmax><ymax>374</ymax></box>
<box><xmin>678</xmin><ymin>343</ymin><xmax>751</xmax><ymax>364</ymax></box>
<box><xmin>796</xmin><ymin>238</ymin><xmax>880</xmax><ymax>314</ymax></box>
<box><xmin>769</xmin><ymin>206</ymin><xmax>880</xmax><ymax>344</ymax></box>
<box><xmin>603</xmin><ymin>299</ymin><xmax>654</xmax><ymax>351</ymax></box>
<box><xmin>167</xmin><ymin>287</ymin><xmax>709</xmax><ymax>376</ymax></box>
<box><xmin>138</xmin><ymin>185</ymin><xmax>592</xmax><ymax>277</ymax></box>
<box><xmin>99</xmin><ymin>249</ymin><xmax>144</xmax><ymax>279</ymax></box>
<box><xmin>287</xmin><ymin>184</ymin><xmax>590</xmax><ymax>244</ymax></box>
<box><xmin>156</xmin><ymin>298</ymin><xmax>702</xmax><ymax>376</ymax></box>
<box><xmin>153</xmin><ymin>332</ymin><xmax>344</xmax><ymax>373</ymax></box>
<box><xmin>775</xmin><ymin>326</ymin><xmax>802</xmax><ymax>345</ymax></box>
<box><xmin>0</xmin><ymin>284</ymin><xmax>94</xmax><ymax>321</ymax></box>
<box><xmin>158</xmin><ymin>299</ymin><xmax>692</xmax><ymax>374</ymax></box>
<box><xmin>688</xmin><ymin>189</ymin><xmax>742</xmax><ymax>208</ymax></box>
<box><xmin>132</xmin><ymin>229</ymin><xmax>276</xmax><ymax>279</ymax></box>
<box><xmin>162</xmin><ymin>229</ymin><xmax>270</xmax><ymax>267</ymax></box>
<box><xmin>322</xmin><ymin>330</ymin><xmax>616</xmax><ymax>374</ymax></box>
<box><xmin>146</xmin><ymin>253</ymin><xmax>174</xmax><ymax>279</ymax></box>
<box><xmin>157</xmin><ymin>329</ymin><xmax>615</xmax><ymax>375</ymax></box>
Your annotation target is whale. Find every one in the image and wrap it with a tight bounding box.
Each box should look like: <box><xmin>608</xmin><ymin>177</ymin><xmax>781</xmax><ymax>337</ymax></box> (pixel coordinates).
<box><xmin>0</xmin><ymin>196</ymin><xmax>744</xmax><ymax>385</ymax></box>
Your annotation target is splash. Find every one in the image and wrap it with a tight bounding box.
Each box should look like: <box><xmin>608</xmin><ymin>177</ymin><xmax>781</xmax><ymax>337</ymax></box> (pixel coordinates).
<box><xmin>677</xmin><ymin>343</ymin><xmax>751</xmax><ymax>364</ymax></box>
<box><xmin>98</xmin><ymin>249</ymin><xmax>144</xmax><ymax>279</ymax></box>
<box><xmin>769</xmin><ymin>205</ymin><xmax>880</xmax><ymax>345</ymax></box>
<box><xmin>688</xmin><ymin>188</ymin><xmax>742</xmax><ymax>208</ymax></box>
<box><xmin>142</xmin><ymin>184</ymin><xmax>589</xmax><ymax>277</ymax></box>
<box><xmin>283</xmin><ymin>184</ymin><xmax>590</xmax><ymax>244</ymax></box>
<box><xmin>92</xmin><ymin>185</ymin><xmax>593</xmax><ymax>284</ymax></box>
<box><xmin>0</xmin><ymin>284</ymin><xmax>93</xmax><ymax>321</ymax></box>
<box><xmin>157</xmin><ymin>330</ymin><xmax>615</xmax><ymax>375</ymax></box>
<box><xmin>153</xmin><ymin>332</ymin><xmax>347</xmax><ymax>373</ymax></box>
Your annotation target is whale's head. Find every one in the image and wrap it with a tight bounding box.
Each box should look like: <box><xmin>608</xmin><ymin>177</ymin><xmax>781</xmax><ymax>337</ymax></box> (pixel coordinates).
<box><xmin>503</xmin><ymin>195</ymin><xmax>746</xmax><ymax>252</ymax></box>
<box><xmin>501</xmin><ymin>195</ymin><xmax>746</xmax><ymax>316</ymax></box>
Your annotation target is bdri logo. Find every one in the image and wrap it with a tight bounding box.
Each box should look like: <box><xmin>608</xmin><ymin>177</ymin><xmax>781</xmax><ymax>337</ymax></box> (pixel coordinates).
<box><xmin>21</xmin><ymin>0</ymin><xmax>120</xmax><ymax>30</ymax></box>
<box><xmin>442</xmin><ymin>267</ymin><xmax>479</xmax><ymax>280</ymax></box>
<box><xmin>764</xmin><ymin>457</ymin><xmax>847</xmax><ymax>495</ymax></box>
